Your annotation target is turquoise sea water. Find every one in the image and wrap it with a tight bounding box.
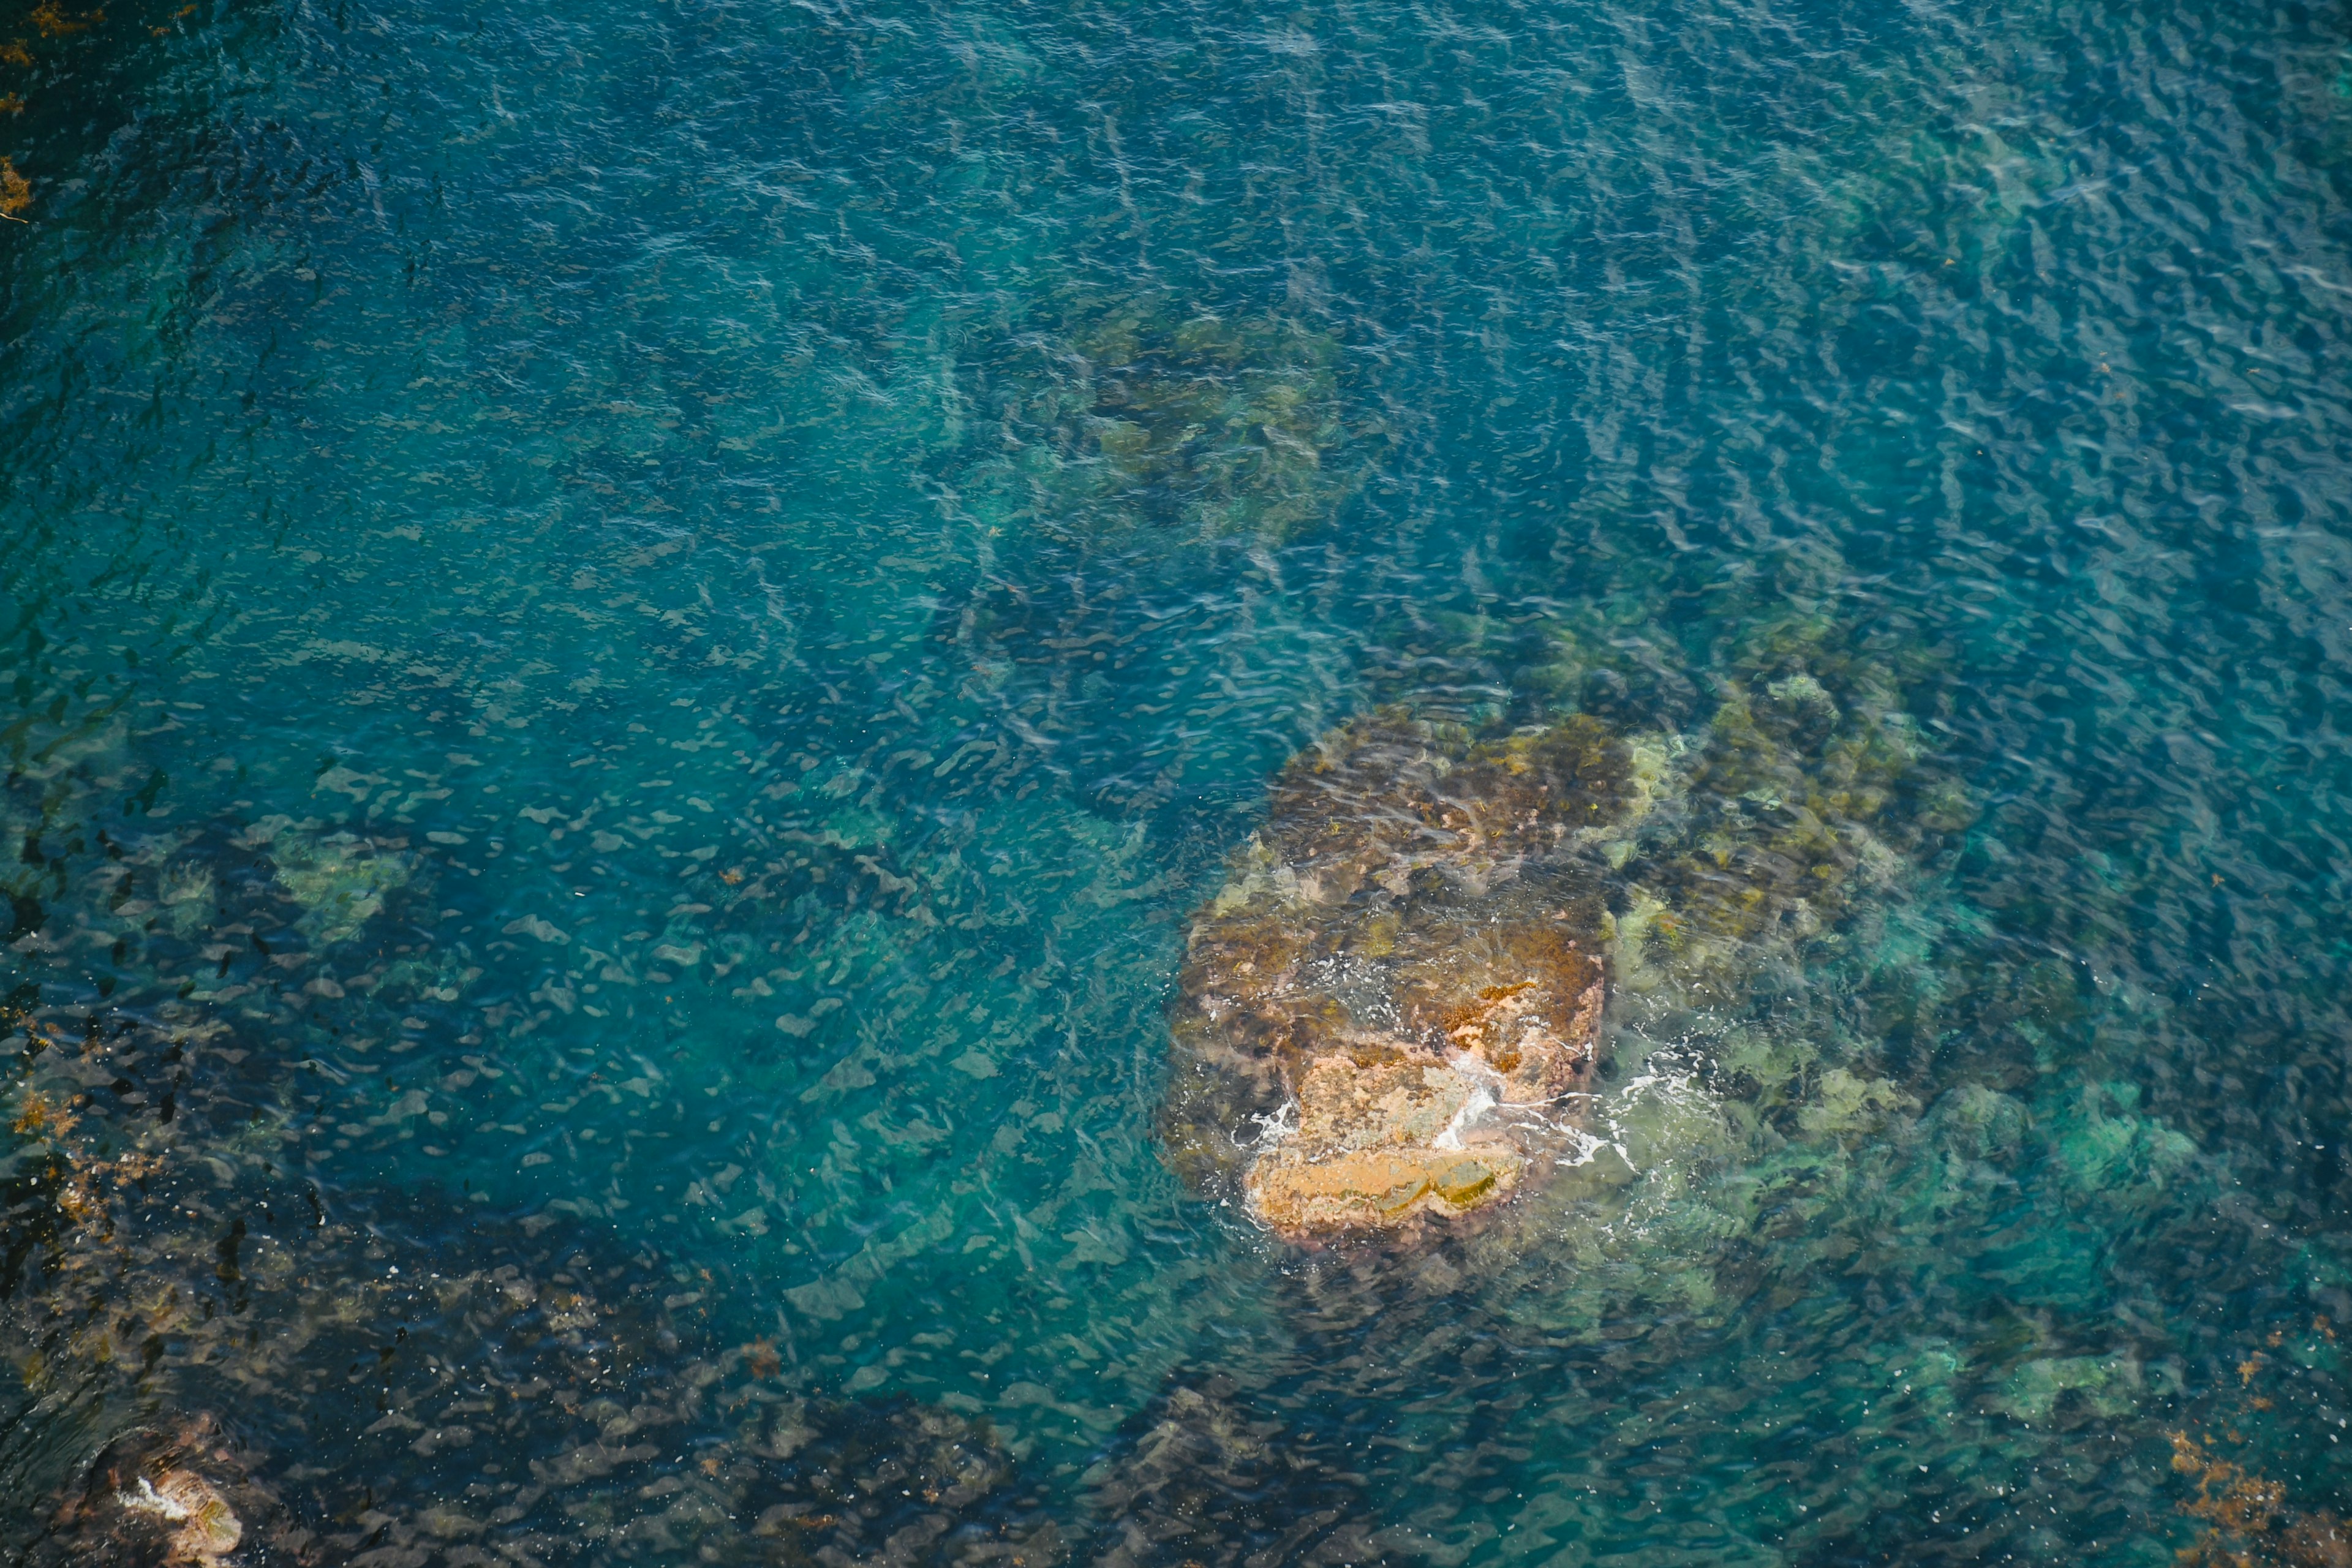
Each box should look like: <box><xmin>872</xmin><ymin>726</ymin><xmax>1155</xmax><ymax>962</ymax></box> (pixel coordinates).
<box><xmin>7</xmin><ymin>0</ymin><xmax>2352</xmax><ymax>1561</ymax></box>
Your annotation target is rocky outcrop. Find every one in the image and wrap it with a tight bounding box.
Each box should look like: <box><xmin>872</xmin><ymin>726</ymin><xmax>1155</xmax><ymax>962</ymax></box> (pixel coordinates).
<box><xmin>1163</xmin><ymin>712</ymin><xmax>1634</xmax><ymax>1240</ymax></box>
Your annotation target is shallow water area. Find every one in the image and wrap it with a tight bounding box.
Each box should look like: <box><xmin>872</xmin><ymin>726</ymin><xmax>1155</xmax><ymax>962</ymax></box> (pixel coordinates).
<box><xmin>6</xmin><ymin>0</ymin><xmax>2352</xmax><ymax>1562</ymax></box>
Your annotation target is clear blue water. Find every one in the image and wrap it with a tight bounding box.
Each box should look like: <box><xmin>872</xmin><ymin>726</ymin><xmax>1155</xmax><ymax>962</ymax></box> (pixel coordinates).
<box><xmin>6</xmin><ymin>0</ymin><xmax>2352</xmax><ymax>1561</ymax></box>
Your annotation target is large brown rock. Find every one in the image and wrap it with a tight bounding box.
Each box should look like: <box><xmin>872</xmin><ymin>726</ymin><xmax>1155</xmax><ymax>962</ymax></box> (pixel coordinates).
<box><xmin>1163</xmin><ymin>712</ymin><xmax>1630</xmax><ymax>1240</ymax></box>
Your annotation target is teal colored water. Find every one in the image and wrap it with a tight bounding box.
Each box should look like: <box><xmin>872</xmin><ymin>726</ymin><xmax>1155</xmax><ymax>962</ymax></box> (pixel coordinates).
<box><xmin>6</xmin><ymin>0</ymin><xmax>2352</xmax><ymax>1561</ymax></box>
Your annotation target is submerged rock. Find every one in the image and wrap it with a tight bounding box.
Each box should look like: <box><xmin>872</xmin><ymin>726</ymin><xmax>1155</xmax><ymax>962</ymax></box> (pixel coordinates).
<box><xmin>1164</xmin><ymin>712</ymin><xmax>1634</xmax><ymax>1240</ymax></box>
<box><xmin>1084</xmin><ymin>1379</ymin><xmax>1373</xmax><ymax>1568</ymax></box>
<box><xmin>235</xmin><ymin>815</ymin><xmax>408</xmax><ymax>946</ymax></box>
<box><xmin>115</xmin><ymin>1470</ymin><xmax>242</xmax><ymax>1566</ymax></box>
<box><xmin>739</xmin><ymin>1395</ymin><xmax>1063</xmax><ymax>1568</ymax></box>
<box><xmin>36</xmin><ymin>1419</ymin><xmax>274</xmax><ymax>1568</ymax></box>
<box><xmin>965</xmin><ymin>290</ymin><xmax>1380</xmax><ymax>548</ymax></box>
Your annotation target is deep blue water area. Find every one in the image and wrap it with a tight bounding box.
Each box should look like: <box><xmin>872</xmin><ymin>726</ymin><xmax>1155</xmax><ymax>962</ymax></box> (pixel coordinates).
<box><xmin>7</xmin><ymin>0</ymin><xmax>2352</xmax><ymax>1561</ymax></box>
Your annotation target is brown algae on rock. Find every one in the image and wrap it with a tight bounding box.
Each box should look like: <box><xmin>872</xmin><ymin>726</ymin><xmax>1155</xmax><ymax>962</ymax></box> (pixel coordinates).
<box><xmin>1163</xmin><ymin>710</ymin><xmax>1634</xmax><ymax>1239</ymax></box>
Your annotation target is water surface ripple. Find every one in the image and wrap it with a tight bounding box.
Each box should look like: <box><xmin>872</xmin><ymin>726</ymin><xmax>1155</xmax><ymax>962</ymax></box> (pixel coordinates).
<box><xmin>4</xmin><ymin>0</ymin><xmax>2352</xmax><ymax>1562</ymax></box>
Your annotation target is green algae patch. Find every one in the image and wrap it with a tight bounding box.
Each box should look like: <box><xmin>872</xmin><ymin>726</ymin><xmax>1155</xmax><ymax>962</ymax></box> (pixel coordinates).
<box><xmin>1798</xmin><ymin>1068</ymin><xmax>1919</xmax><ymax>1139</ymax></box>
<box><xmin>1991</xmin><ymin>1354</ymin><xmax>2144</xmax><ymax>1424</ymax></box>
<box><xmin>1604</xmin><ymin>625</ymin><xmax>1967</xmax><ymax>1001</ymax></box>
<box><xmin>2050</xmin><ymin>1080</ymin><xmax>2198</xmax><ymax>1208</ymax></box>
<box><xmin>244</xmin><ymin>818</ymin><xmax>409</xmax><ymax>945</ymax></box>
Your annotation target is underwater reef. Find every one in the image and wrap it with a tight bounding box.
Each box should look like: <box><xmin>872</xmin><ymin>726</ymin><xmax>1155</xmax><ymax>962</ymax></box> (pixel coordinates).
<box><xmin>1082</xmin><ymin>1377</ymin><xmax>1375</xmax><ymax>1568</ymax></box>
<box><xmin>0</xmin><ymin>718</ymin><xmax>1077</xmax><ymax>1567</ymax></box>
<box><xmin>960</xmin><ymin>290</ymin><xmax>1381</xmax><ymax>550</ymax></box>
<box><xmin>6</xmin><ymin>1098</ymin><xmax>1065</xmax><ymax>1568</ymax></box>
<box><xmin>1164</xmin><ymin>608</ymin><xmax>1972</xmax><ymax>1243</ymax></box>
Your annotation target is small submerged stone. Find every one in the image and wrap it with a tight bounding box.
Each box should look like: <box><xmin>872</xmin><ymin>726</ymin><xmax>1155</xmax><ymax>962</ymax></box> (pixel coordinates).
<box><xmin>116</xmin><ymin>1469</ymin><xmax>243</xmax><ymax>1566</ymax></box>
<box><xmin>42</xmin><ymin>1421</ymin><xmax>265</xmax><ymax>1568</ymax></box>
<box><xmin>1164</xmin><ymin>710</ymin><xmax>1633</xmax><ymax>1240</ymax></box>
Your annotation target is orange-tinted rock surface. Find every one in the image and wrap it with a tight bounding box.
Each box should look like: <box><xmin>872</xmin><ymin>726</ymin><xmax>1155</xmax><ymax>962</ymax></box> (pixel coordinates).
<box><xmin>1163</xmin><ymin>712</ymin><xmax>1630</xmax><ymax>1239</ymax></box>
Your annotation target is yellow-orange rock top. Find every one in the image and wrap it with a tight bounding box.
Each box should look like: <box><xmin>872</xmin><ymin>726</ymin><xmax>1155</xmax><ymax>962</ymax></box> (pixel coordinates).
<box><xmin>1162</xmin><ymin>711</ymin><xmax>1630</xmax><ymax>1241</ymax></box>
